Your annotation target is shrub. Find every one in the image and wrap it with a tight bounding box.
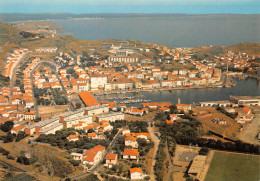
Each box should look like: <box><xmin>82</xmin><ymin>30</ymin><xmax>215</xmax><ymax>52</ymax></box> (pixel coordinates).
<box><xmin>6</xmin><ymin>154</ymin><xmax>15</xmax><ymax>160</ymax></box>
<box><xmin>199</xmin><ymin>147</ymin><xmax>209</xmax><ymax>155</ymax></box>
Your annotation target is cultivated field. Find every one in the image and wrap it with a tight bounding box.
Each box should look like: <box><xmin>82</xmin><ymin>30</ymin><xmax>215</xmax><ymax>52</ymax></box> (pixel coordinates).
<box><xmin>205</xmin><ymin>151</ymin><xmax>260</xmax><ymax>181</ymax></box>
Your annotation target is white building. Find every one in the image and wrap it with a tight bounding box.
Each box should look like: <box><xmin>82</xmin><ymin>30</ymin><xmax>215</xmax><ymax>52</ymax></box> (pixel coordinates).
<box><xmin>96</xmin><ymin>112</ymin><xmax>125</xmax><ymax>122</ymax></box>
<box><xmin>130</xmin><ymin>168</ymin><xmax>144</xmax><ymax>180</ymax></box>
<box><xmin>90</xmin><ymin>75</ymin><xmax>107</xmax><ymax>91</ymax></box>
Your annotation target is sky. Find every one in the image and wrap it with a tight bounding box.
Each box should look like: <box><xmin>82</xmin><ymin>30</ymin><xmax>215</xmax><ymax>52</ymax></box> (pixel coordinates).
<box><xmin>0</xmin><ymin>0</ymin><xmax>259</xmax><ymax>14</ymax></box>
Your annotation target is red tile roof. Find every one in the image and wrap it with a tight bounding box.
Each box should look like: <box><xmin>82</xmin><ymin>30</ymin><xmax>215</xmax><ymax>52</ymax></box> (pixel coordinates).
<box><xmin>130</xmin><ymin>167</ymin><xmax>143</xmax><ymax>174</ymax></box>
<box><xmin>123</xmin><ymin>148</ymin><xmax>139</xmax><ymax>156</ymax></box>
<box><xmin>105</xmin><ymin>153</ymin><xmax>117</xmax><ymax>160</ymax></box>
<box><xmin>78</xmin><ymin>91</ymin><xmax>100</xmax><ymax>107</ymax></box>
<box><xmin>125</xmin><ymin>136</ymin><xmax>137</xmax><ymax>142</ymax></box>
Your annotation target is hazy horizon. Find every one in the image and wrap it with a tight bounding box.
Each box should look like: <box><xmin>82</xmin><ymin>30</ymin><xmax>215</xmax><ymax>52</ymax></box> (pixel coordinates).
<box><xmin>0</xmin><ymin>0</ymin><xmax>259</xmax><ymax>14</ymax></box>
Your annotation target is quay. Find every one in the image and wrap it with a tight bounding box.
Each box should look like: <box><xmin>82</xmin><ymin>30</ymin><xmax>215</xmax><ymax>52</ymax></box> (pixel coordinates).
<box><xmin>92</xmin><ymin>85</ymin><xmax>224</xmax><ymax>96</ymax></box>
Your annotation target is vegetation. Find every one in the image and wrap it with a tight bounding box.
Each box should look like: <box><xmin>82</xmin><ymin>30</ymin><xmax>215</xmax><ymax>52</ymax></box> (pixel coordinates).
<box><xmin>199</xmin><ymin>147</ymin><xmax>209</xmax><ymax>155</ymax></box>
<box><xmin>154</xmin><ymin>141</ymin><xmax>166</xmax><ymax>181</ymax></box>
<box><xmin>0</xmin><ymin>74</ymin><xmax>10</xmax><ymax>88</ymax></box>
<box><xmin>0</xmin><ymin>147</ymin><xmax>15</xmax><ymax>161</ymax></box>
<box><xmin>0</xmin><ymin>121</ymin><xmax>14</xmax><ymax>132</ymax></box>
<box><xmin>216</xmin><ymin>106</ymin><xmax>238</xmax><ymax>119</ymax></box>
<box><xmin>137</xmin><ymin>138</ymin><xmax>154</xmax><ymax>156</ymax></box>
<box><xmin>3</xmin><ymin>174</ymin><xmax>36</xmax><ymax>181</ymax></box>
<box><xmin>20</xmin><ymin>31</ymin><xmax>40</xmax><ymax>38</ymax></box>
<box><xmin>78</xmin><ymin>173</ymin><xmax>100</xmax><ymax>181</ymax></box>
<box><xmin>0</xmin><ymin>147</ymin><xmax>10</xmax><ymax>156</ymax></box>
<box><xmin>104</xmin><ymin>127</ymin><xmax>119</xmax><ymax>141</ymax></box>
<box><xmin>36</xmin><ymin>129</ymin><xmax>110</xmax><ymax>150</ymax></box>
<box><xmin>34</xmin><ymin>87</ymin><xmax>67</xmax><ymax>106</ymax></box>
<box><xmin>154</xmin><ymin>111</ymin><xmax>259</xmax><ymax>154</ymax></box>
<box><xmin>110</xmin><ymin>120</ymin><xmax>127</xmax><ymax>129</ymax></box>
<box><xmin>128</xmin><ymin>121</ymin><xmax>148</xmax><ymax>133</ymax></box>
<box><xmin>0</xmin><ymin>131</ymin><xmax>28</xmax><ymax>143</ymax></box>
<box><xmin>17</xmin><ymin>155</ymin><xmax>30</xmax><ymax>165</ymax></box>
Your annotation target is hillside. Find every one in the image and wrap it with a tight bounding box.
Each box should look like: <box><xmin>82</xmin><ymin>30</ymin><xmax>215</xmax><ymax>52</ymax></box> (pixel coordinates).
<box><xmin>0</xmin><ymin>23</ymin><xmax>21</xmax><ymax>69</ymax></box>
<box><xmin>194</xmin><ymin>42</ymin><xmax>260</xmax><ymax>59</ymax></box>
<box><xmin>224</xmin><ymin>42</ymin><xmax>260</xmax><ymax>55</ymax></box>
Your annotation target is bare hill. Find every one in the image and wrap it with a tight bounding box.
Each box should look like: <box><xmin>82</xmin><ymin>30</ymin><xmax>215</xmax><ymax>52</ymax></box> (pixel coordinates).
<box><xmin>195</xmin><ymin>42</ymin><xmax>260</xmax><ymax>59</ymax></box>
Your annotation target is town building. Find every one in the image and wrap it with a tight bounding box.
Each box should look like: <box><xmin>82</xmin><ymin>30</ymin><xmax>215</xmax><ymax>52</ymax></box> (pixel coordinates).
<box><xmin>123</xmin><ymin>148</ymin><xmax>139</xmax><ymax>161</ymax></box>
<box><xmin>188</xmin><ymin>155</ymin><xmax>207</xmax><ymax>180</ymax></box>
<box><xmin>130</xmin><ymin>168</ymin><xmax>144</xmax><ymax>180</ymax></box>
<box><xmin>105</xmin><ymin>153</ymin><xmax>118</xmax><ymax>168</ymax></box>
<box><xmin>82</xmin><ymin>145</ymin><xmax>105</xmax><ymax>165</ymax></box>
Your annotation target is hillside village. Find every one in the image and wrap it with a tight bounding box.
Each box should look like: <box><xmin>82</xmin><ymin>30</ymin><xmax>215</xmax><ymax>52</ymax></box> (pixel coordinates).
<box><xmin>0</xmin><ymin>23</ymin><xmax>260</xmax><ymax>181</ymax></box>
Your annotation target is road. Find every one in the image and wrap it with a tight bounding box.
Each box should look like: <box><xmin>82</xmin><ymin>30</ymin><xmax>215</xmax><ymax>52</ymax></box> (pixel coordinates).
<box><xmin>238</xmin><ymin>108</ymin><xmax>260</xmax><ymax>145</ymax></box>
<box><xmin>8</xmin><ymin>52</ymin><xmax>28</xmax><ymax>104</ymax></box>
<box><xmin>147</xmin><ymin>122</ymin><xmax>160</xmax><ymax>181</ymax></box>
<box><xmin>69</xmin><ymin>129</ymin><xmax>122</xmax><ymax>180</ymax></box>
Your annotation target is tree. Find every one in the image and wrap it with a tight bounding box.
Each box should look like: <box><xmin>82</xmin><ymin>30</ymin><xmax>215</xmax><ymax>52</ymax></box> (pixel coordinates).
<box><xmin>0</xmin><ymin>121</ymin><xmax>14</xmax><ymax>132</ymax></box>
<box><xmin>16</xmin><ymin>131</ymin><xmax>28</xmax><ymax>142</ymax></box>
<box><xmin>199</xmin><ymin>147</ymin><xmax>209</xmax><ymax>155</ymax></box>
<box><xmin>170</xmin><ymin>105</ymin><xmax>178</xmax><ymax>114</ymax></box>
<box><xmin>3</xmin><ymin>131</ymin><xmax>15</xmax><ymax>143</ymax></box>
<box><xmin>66</xmin><ymin>68</ymin><xmax>75</xmax><ymax>74</ymax></box>
<box><xmin>243</xmin><ymin>67</ymin><xmax>249</xmax><ymax>73</ymax></box>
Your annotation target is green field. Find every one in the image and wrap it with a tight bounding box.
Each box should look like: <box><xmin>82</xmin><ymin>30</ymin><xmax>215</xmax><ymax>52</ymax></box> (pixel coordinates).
<box><xmin>205</xmin><ymin>151</ymin><xmax>260</xmax><ymax>181</ymax></box>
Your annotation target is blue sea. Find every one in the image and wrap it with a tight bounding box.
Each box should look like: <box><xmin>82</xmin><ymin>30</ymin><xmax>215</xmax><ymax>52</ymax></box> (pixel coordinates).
<box><xmin>52</xmin><ymin>14</ymin><xmax>260</xmax><ymax>47</ymax></box>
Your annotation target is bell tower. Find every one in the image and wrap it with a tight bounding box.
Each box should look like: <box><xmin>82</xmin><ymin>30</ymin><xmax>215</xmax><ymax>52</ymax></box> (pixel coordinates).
<box><xmin>177</xmin><ymin>98</ymin><xmax>181</xmax><ymax>105</ymax></box>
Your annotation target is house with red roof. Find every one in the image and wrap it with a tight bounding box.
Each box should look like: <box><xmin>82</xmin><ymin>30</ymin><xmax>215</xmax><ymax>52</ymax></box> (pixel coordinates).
<box><xmin>236</xmin><ymin>107</ymin><xmax>254</xmax><ymax>124</ymax></box>
<box><xmin>125</xmin><ymin>133</ymin><xmax>150</xmax><ymax>141</ymax></box>
<box><xmin>176</xmin><ymin>103</ymin><xmax>192</xmax><ymax>112</ymax></box>
<box><xmin>105</xmin><ymin>153</ymin><xmax>118</xmax><ymax>168</ymax></box>
<box><xmin>83</xmin><ymin>125</ymin><xmax>94</xmax><ymax>133</ymax></box>
<box><xmin>125</xmin><ymin>136</ymin><xmax>138</xmax><ymax>148</ymax></box>
<box><xmin>88</xmin><ymin>132</ymin><xmax>97</xmax><ymax>139</ymax></box>
<box><xmin>130</xmin><ymin>167</ymin><xmax>144</xmax><ymax>180</ymax></box>
<box><xmin>122</xmin><ymin>129</ymin><xmax>130</xmax><ymax>135</ymax></box>
<box><xmin>11</xmin><ymin>125</ymin><xmax>26</xmax><ymax>134</ymax></box>
<box><xmin>82</xmin><ymin>145</ymin><xmax>105</xmax><ymax>165</ymax></box>
<box><xmin>67</xmin><ymin>134</ymin><xmax>79</xmax><ymax>142</ymax></box>
<box><xmin>123</xmin><ymin>148</ymin><xmax>139</xmax><ymax>161</ymax></box>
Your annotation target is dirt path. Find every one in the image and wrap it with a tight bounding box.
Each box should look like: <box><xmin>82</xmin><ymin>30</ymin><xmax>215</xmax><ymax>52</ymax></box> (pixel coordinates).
<box><xmin>148</xmin><ymin>123</ymin><xmax>160</xmax><ymax>181</ymax></box>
